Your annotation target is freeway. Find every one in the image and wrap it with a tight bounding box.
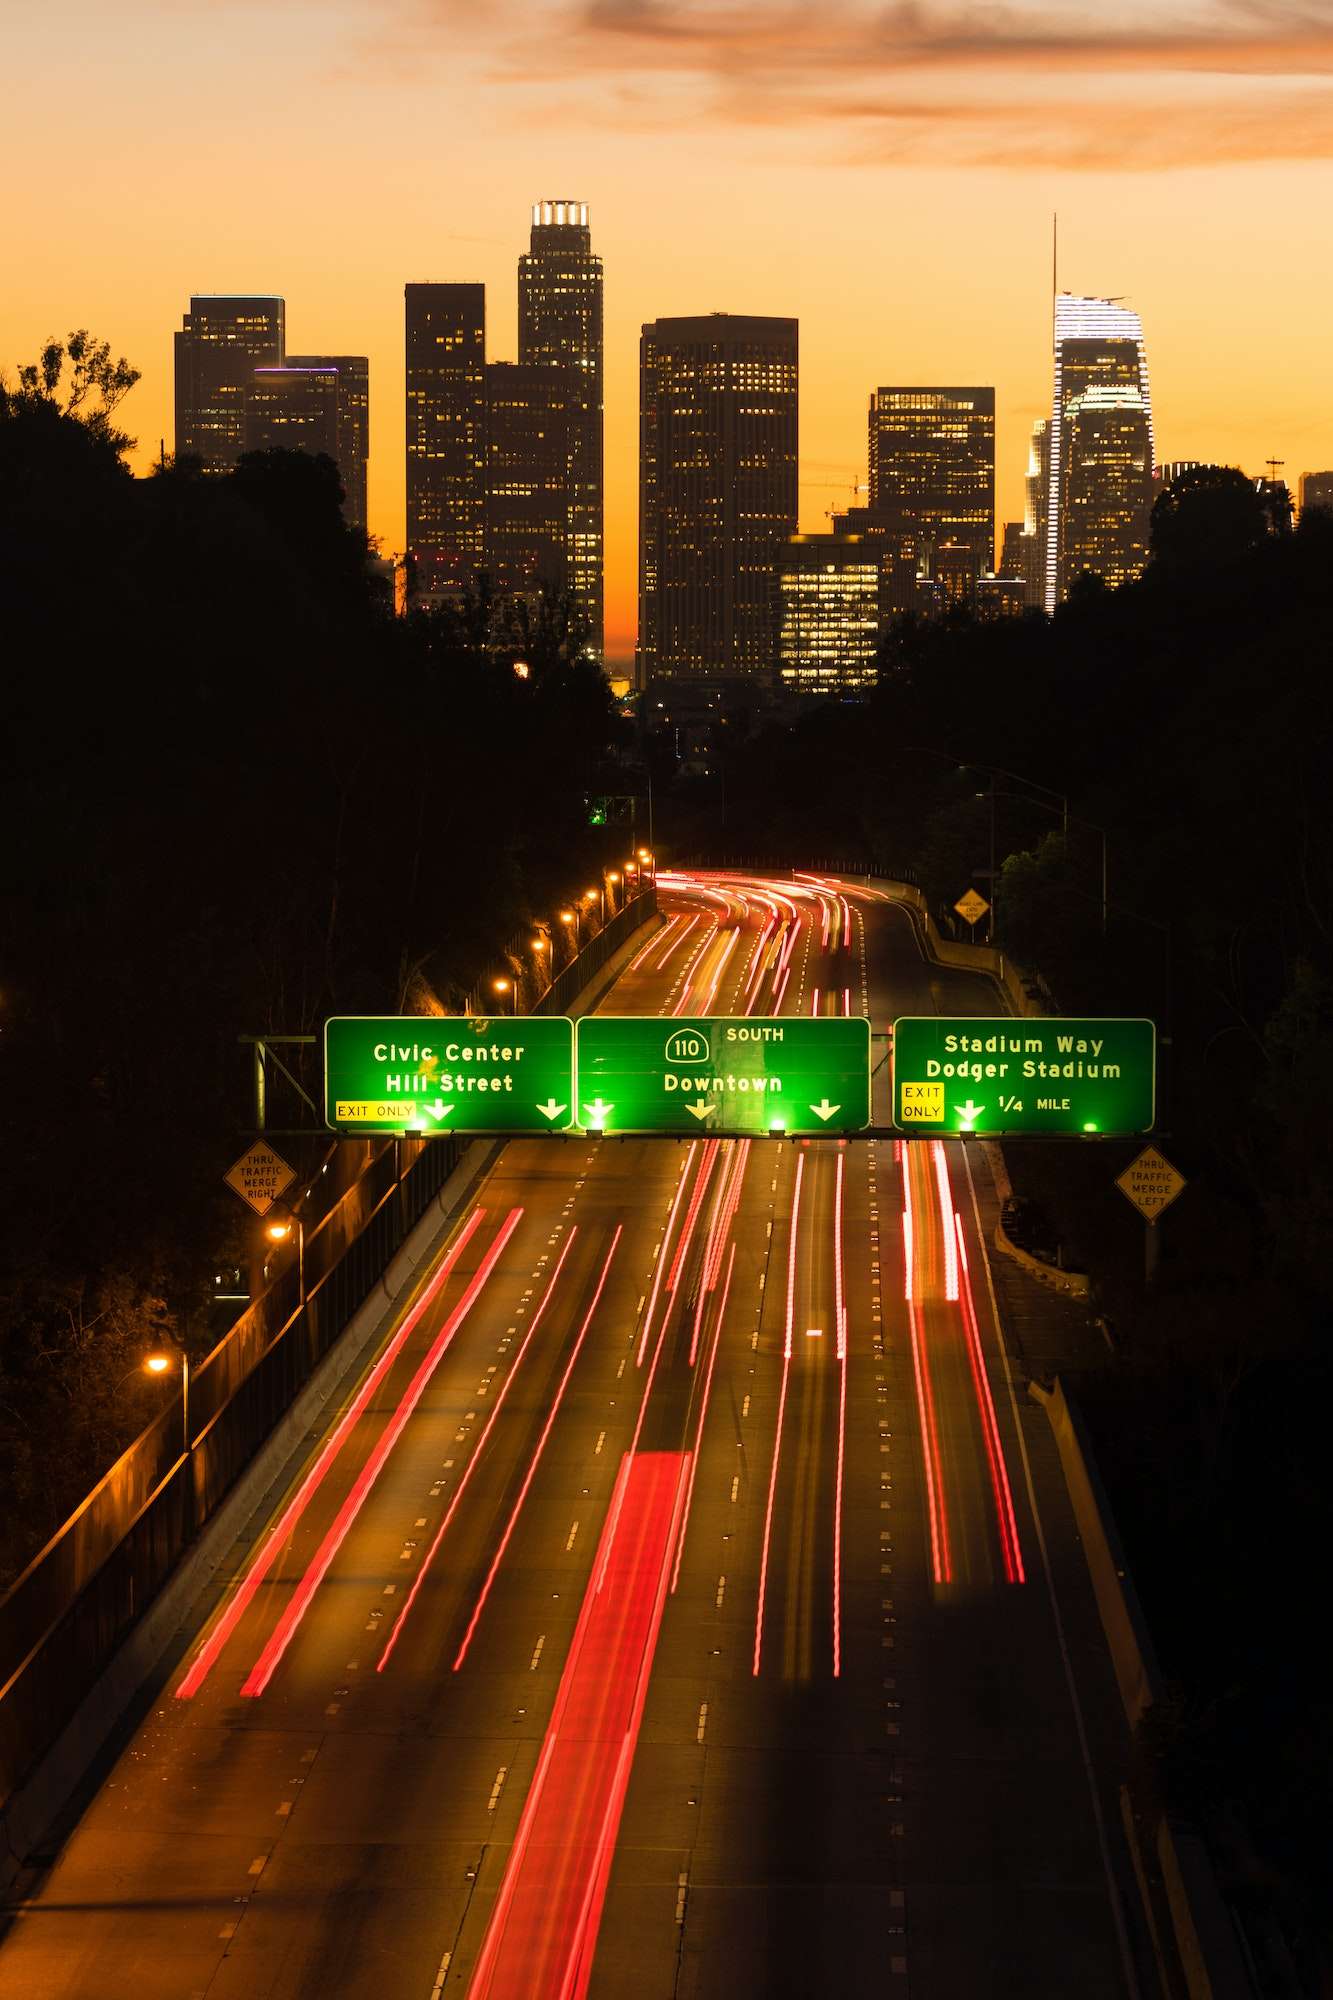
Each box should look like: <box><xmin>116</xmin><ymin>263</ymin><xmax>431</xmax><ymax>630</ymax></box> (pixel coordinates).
<box><xmin>0</xmin><ymin>874</ymin><xmax>1139</xmax><ymax>2000</ymax></box>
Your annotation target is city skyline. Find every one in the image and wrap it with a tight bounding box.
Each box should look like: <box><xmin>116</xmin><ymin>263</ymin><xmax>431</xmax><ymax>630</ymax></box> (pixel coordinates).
<box><xmin>9</xmin><ymin>3</ymin><xmax>1333</xmax><ymax>660</ymax></box>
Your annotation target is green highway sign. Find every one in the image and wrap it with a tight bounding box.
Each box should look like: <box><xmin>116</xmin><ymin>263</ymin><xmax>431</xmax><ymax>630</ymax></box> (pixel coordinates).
<box><xmin>891</xmin><ymin>1016</ymin><xmax>1155</xmax><ymax>1137</ymax></box>
<box><xmin>324</xmin><ymin>1016</ymin><xmax>574</xmax><ymax>1134</ymax></box>
<box><xmin>575</xmin><ymin>1016</ymin><xmax>871</xmax><ymax>1135</ymax></box>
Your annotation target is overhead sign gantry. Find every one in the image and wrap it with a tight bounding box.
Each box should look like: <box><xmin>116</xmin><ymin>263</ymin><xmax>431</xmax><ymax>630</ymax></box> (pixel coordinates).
<box><xmin>323</xmin><ymin>1014</ymin><xmax>872</xmax><ymax>1137</ymax></box>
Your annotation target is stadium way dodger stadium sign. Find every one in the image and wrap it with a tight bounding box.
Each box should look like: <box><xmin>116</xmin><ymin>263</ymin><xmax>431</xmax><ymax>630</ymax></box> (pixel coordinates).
<box><xmin>892</xmin><ymin>1016</ymin><xmax>1155</xmax><ymax>1136</ymax></box>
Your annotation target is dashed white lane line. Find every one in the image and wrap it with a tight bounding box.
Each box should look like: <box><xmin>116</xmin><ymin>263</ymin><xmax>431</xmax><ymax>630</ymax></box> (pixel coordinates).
<box><xmin>529</xmin><ymin>1634</ymin><xmax>545</xmax><ymax>1670</ymax></box>
<box><xmin>487</xmin><ymin>1768</ymin><xmax>508</xmax><ymax>1812</ymax></box>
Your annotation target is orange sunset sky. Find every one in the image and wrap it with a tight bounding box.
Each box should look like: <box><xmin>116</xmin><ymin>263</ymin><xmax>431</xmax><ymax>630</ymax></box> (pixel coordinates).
<box><xmin>6</xmin><ymin>0</ymin><xmax>1333</xmax><ymax>666</ymax></box>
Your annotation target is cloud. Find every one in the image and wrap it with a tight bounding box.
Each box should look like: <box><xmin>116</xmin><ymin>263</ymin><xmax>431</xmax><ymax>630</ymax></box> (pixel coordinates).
<box><xmin>367</xmin><ymin>0</ymin><xmax>1333</xmax><ymax>166</ymax></box>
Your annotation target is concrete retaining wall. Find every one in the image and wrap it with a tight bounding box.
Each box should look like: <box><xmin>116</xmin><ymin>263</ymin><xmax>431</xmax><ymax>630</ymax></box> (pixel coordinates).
<box><xmin>1028</xmin><ymin>1376</ymin><xmax>1163</xmax><ymax>1729</ymax></box>
<box><xmin>1029</xmin><ymin>1378</ymin><xmax>1254</xmax><ymax>1998</ymax></box>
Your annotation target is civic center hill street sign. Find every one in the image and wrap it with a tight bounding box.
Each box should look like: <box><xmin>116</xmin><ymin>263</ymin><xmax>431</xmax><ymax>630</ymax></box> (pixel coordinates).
<box><xmin>891</xmin><ymin>1016</ymin><xmax>1155</xmax><ymax>1136</ymax></box>
<box><xmin>574</xmin><ymin>1016</ymin><xmax>871</xmax><ymax>1135</ymax></box>
<box><xmin>324</xmin><ymin>1016</ymin><xmax>575</xmax><ymax>1134</ymax></box>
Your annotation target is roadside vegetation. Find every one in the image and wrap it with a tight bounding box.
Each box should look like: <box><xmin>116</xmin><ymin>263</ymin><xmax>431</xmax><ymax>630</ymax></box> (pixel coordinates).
<box><xmin>709</xmin><ymin>474</ymin><xmax>1333</xmax><ymax>1983</ymax></box>
<box><xmin>0</xmin><ymin>338</ymin><xmax>623</xmax><ymax>1588</ymax></box>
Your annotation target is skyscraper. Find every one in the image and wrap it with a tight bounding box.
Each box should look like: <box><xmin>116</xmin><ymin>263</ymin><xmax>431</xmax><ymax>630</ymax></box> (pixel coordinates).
<box><xmin>638</xmin><ymin>313</ymin><xmax>798</xmax><ymax>682</ymax></box>
<box><xmin>288</xmin><ymin>354</ymin><xmax>370</xmax><ymax>530</ymax></box>
<box><xmin>175</xmin><ymin>295</ymin><xmax>285</xmax><ymax>473</ymax></box>
<box><xmin>998</xmin><ymin>520</ymin><xmax>1043</xmax><ymax>609</ymax></box>
<box><xmin>518</xmin><ymin>201</ymin><xmax>603</xmax><ymax>659</ymax></box>
<box><xmin>1299</xmin><ymin>471</ymin><xmax>1333</xmax><ymax>516</ymax></box>
<box><xmin>778</xmin><ymin>534</ymin><xmax>880</xmax><ymax>694</ymax></box>
<box><xmin>867</xmin><ymin>388</ymin><xmax>995</xmax><ymax>580</ymax></box>
<box><xmin>245</xmin><ymin>366</ymin><xmax>339</xmax><ymax>461</ymax></box>
<box><xmin>1060</xmin><ymin>386</ymin><xmax>1153</xmax><ymax>593</ymax></box>
<box><xmin>825</xmin><ymin>504</ymin><xmax>923</xmax><ymax>621</ymax></box>
<box><xmin>405</xmin><ymin>283</ymin><xmax>486</xmax><ymax>603</ymax></box>
<box><xmin>485</xmin><ymin>362</ymin><xmax>572</xmax><ymax>601</ymax></box>
<box><xmin>1047</xmin><ymin>295</ymin><xmax>1153</xmax><ymax>608</ymax></box>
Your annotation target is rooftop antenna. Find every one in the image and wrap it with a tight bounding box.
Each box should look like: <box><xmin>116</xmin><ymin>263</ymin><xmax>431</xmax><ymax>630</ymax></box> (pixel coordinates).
<box><xmin>1266</xmin><ymin>456</ymin><xmax>1285</xmax><ymax>482</ymax></box>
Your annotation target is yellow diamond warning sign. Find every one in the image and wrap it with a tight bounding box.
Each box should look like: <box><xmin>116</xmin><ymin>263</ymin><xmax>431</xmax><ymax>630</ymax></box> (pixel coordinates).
<box><xmin>1116</xmin><ymin>1145</ymin><xmax>1186</xmax><ymax>1223</ymax></box>
<box><xmin>954</xmin><ymin>888</ymin><xmax>990</xmax><ymax>927</ymax></box>
<box><xmin>224</xmin><ymin>1140</ymin><xmax>296</xmax><ymax>1217</ymax></box>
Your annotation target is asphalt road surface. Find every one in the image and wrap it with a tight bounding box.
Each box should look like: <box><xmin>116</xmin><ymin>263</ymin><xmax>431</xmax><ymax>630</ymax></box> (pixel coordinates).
<box><xmin>0</xmin><ymin>874</ymin><xmax>1140</xmax><ymax>2000</ymax></box>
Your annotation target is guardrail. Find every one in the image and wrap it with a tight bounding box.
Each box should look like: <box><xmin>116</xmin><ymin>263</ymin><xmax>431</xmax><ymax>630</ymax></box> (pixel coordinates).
<box><xmin>0</xmin><ymin>884</ymin><xmax>657</xmax><ymax>1816</ymax></box>
<box><xmin>0</xmin><ymin>1133</ymin><xmax>460</xmax><ymax>1810</ymax></box>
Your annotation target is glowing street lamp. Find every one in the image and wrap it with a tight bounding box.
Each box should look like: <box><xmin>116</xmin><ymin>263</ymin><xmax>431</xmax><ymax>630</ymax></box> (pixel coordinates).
<box><xmin>493</xmin><ymin>975</ymin><xmax>517</xmax><ymax>1015</ymax></box>
<box><xmin>513</xmin><ymin>659</ymin><xmax>531</xmax><ymax>681</ymax></box>
<box><xmin>144</xmin><ymin>1346</ymin><xmax>191</xmax><ymax>1458</ymax></box>
<box><xmin>263</xmin><ymin>1202</ymin><xmax>305</xmax><ymax>1306</ymax></box>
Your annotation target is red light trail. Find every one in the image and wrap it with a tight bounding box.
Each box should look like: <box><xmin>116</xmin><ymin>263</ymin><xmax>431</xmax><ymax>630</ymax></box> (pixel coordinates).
<box><xmin>240</xmin><ymin>1207</ymin><xmax>524</xmax><ymax>1696</ymax></box>
<box><xmin>903</xmin><ymin>1153</ymin><xmax>951</xmax><ymax>1585</ymax></box>
<box><xmin>636</xmin><ymin>1142</ymin><xmax>697</xmax><ymax>1366</ymax></box>
<box><xmin>954</xmin><ymin>1214</ymin><xmax>1026</xmax><ymax>1584</ymax></box>
<box><xmin>174</xmin><ymin>1203</ymin><xmax>487</xmax><ymax>1701</ymax></box>
<box><xmin>375</xmin><ymin>1226</ymin><xmax>581</xmax><ymax>1674</ymax></box>
<box><xmin>672</xmin><ymin>1241</ymin><xmax>736</xmax><ymax>1592</ymax></box>
<box><xmin>453</xmin><ymin>1227</ymin><xmax>622</xmax><ymax>1671</ymax></box>
<box><xmin>464</xmin><ymin>1450</ymin><xmax>690</xmax><ymax>2000</ymax></box>
<box><xmin>754</xmin><ymin>1149</ymin><xmax>805</xmax><ymax>1674</ymax></box>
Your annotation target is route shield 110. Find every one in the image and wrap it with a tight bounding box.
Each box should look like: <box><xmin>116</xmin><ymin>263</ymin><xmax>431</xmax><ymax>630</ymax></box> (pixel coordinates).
<box><xmin>324</xmin><ymin>1016</ymin><xmax>575</xmax><ymax>1134</ymax></box>
<box><xmin>574</xmin><ymin>1016</ymin><xmax>871</xmax><ymax>1135</ymax></box>
<box><xmin>891</xmin><ymin>1016</ymin><xmax>1155</xmax><ymax>1136</ymax></box>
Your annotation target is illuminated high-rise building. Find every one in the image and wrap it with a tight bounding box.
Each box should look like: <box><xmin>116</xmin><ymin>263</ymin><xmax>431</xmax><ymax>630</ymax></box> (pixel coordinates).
<box><xmin>1060</xmin><ymin>386</ymin><xmax>1153</xmax><ymax>592</ymax></box>
<box><xmin>825</xmin><ymin>505</ymin><xmax>920</xmax><ymax>621</ymax></box>
<box><xmin>1299</xmin><ymin>470</ymin><xmax>1333</xmax><ymax>516</ymax></box>
<box><xmin>778</xmin><ymin>534</ymin><xmax>880</xmax><ymax>694</ymax></box>
<box><xmin>1047</xmin><ymin>295</ymin><xmax>1153</xmax><ymax>607</ymax></box>
<box><xmin>997</xmin><ymin>521</ymin><xmax>1043</xmax><ymax>610</ymax></box>
<box><xmin>245</xmin><ymin>359</ymin><xmax>369</xmax><ymax>530</ymax></box>
<box><xmin>638</xmin><ymin>313</ymin><xmax>798</xmax><ymax>682</ymax></box>
<box><xmin>485</xmin><ymin>361</ymin><xmax>572</xmax><ymax>603</ymax></box>
<box><xmin>175</xmin><ymin>295</ymin><xmax>284</xmax><ymax>473</ymax></box>
<box><xmin>518</xmin><ymin>201</ymin><xmax>603</xmax><ymax>660</ymax></box>
<box><xmin>288</xmin><ymin>354</ymin><xmax>369</xmax><ymax>530</ymax></box>
<box><xmin>245</xmin><ymin>365</ymin><xmax>338</xmax><ymax>457</ymax></box>
<box><xmin>405</xmin><ymin>282</ymin><xmax>486</xmax><ymax>603</ymax></box>
<box><xmin>867</xmin><ymin>388</ymin><xmax>995</xmax><ymax>580</ymax></box>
